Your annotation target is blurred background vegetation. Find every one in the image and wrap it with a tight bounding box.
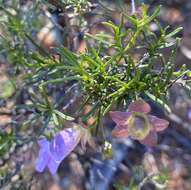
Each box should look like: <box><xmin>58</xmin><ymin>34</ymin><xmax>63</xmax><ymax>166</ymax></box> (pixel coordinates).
<box><xmin>0</xmin><ymin>0</ymin><xmax>191</xmax><ymax>190</ymax></box>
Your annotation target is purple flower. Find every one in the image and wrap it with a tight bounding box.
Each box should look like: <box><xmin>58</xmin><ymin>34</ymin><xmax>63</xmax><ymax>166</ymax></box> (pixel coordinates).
<box><xmin>110</xmin><ymin>99</ymin><xmax>169</xmax><ymax>146</ymax></box>
<box><xmin>35</xmin><ymin>124</ymin><xmax>93</xmax><ymax>175</ymax></box>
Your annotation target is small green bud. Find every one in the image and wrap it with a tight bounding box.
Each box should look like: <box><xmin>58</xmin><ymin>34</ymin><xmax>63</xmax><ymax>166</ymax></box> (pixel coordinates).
<box><xmin>102</xmin><ymin>141</ymin><xmax>112</xmax><ymax>159</ymax></box>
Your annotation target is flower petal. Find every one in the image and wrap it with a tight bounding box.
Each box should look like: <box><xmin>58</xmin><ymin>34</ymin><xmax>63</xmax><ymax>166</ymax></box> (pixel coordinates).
<box><xmin>35</xmin><ymin>149</ymin><xmax>49</xmax><ymax>172</ymax></box>
<box><xmin>38</xmin><ymin>138</ymin><xmax>49</xmax><ymax>149</ymax></box>
<box><xmin>48</xmin><ymin>128</ymin><xmax>80</xmax><ymax>174</ymax></box>
<box><xmin>112</xmin><ymin>125</ymin><xmax>129</xmax><ymax>138</ymax></box>
<box><xmin>110</xmin><ymin>111</ymin><xmax>131</xmax><ymax>125</ymax></box>
<box><xmin>49</xmin><ymin>133</ymin><xmax>66</xmax><ymax>161</ymax></box>
<box><xmin>139</xmin><ymin>131</ymin><xmax>158</xmax><ymax>147</ymax></box>
<box><xmin>128</xmin><ymin>99</ymin><xmax>151</xmax><ymax>113</ymax></box>
<box><xmin>50</xmin><ymin>128</ymin><xmax>80</xmax><ymax>162</ymax></box>
<box><xmin>35</xmin><ymin>138</ymin><xmax>50</xmax><ymax>172</ymax></box>
<box><xmin>36</xmin><ymin>127</ymin><xmax>82</xmax><ymax>175</ymax></box>
<box><xmin>149</xmin><ymin>115</ymin><xmax>169</xmax><ymax>132</ymax></box>
<box><xmin>48</xmin><ymin>158</ymin><xmax>60</xmax><ymax>175</ymax></box>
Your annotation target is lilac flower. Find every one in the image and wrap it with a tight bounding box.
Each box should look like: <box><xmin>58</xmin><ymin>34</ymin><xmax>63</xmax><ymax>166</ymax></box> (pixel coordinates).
<box><xmin>110</xmin><ymin>99</ymin><xmax>169</xmax><ymax>146</ymax></box>
<box><xmin>35</xmin><ymin>124</ymin><xmax>93</xmax><ymax>175</ymax></box>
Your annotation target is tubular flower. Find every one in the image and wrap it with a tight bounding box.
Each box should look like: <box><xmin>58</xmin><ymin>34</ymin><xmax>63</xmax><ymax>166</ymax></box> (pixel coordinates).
<box><xmin>35</xmin><ymin>123</ymin><xmax>93</xmax><ymax>175</ymax></box>
<box><xmin>110</xmin><ymin>99</ymin><xmax>169</xmax><ymax>146</ymax></box>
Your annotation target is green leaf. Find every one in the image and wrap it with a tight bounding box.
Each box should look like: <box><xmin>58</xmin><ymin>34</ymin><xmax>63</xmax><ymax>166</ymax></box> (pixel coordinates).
<box><xmin>55</xmin><ymin>46</ymin><xmax>79</xmax><ymax>65</ymax></box>
<box><xmin>187</xmin><ymin>71</ymin><xmax>191</xmax><ymax>77</ymax></box>
<box><xmin>54</xmin><ymin>110</ymin><xmax>74</xmax><ymax>121</ymax></box>
<box><xmin>145</xmin><ymin>92</ymin><xmax>171</xmax><ymax>113</ymax></box>
<box><xmin>102</xmin><ymin>97</ymin><xmax>117</xmax><ymax>116</ymax></box>
<box><xmin>140</xmin><ymin>5</ymin><xmax>160</xmax><ymax>27</ymax></box>
<box><xmin>102</xmin><ymin>21</ymin><xmax>118</xmax><ymax>32</ymax></box>
<box><xmin>85</xmin><ymin>33</ymin><xmax>112</xmax><ymax>46</ymax></box>
<box><xmin>52</xmin><ymin>112</ymin><xmax>59</xmax><ymax>126</ymax></box>
<box><xmin>123</xmin><ymin>14</ymin><xmax>138</xmax><ymax>27</ymax></box>
<box><xmin>165</xmin><ymin>27</ymin><xmax>183</xmax><ymax>39</ymax></box>
<box><xmin>141</xmin><ymin>3</ymin><xmax>148</xmax><ymax>18</ymax></box>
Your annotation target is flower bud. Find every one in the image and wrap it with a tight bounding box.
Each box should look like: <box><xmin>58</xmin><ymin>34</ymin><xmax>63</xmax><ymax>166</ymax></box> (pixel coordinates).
<box><xmin>102</xmin><ymin>141</ymin><xmax>112</xmax><ymax>159</ymax></box>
